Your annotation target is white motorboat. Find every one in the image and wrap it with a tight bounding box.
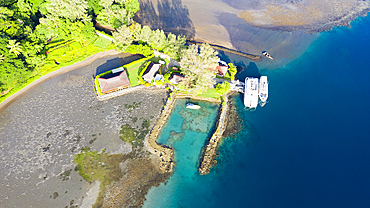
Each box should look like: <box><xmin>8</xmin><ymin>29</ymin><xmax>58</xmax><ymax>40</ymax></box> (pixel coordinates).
<box><xmin>262</xmin><ymin>51</ymin><xmax>274</xmax><ymax>60</ymax></box>
<box><xmin>186</xmin><ymin>103</ymin><xmax>201</xmax><ymax>109</ymax></box>
<box><xmin>259</xmin><ymin>76</ymin><xmax>268</xmax><ymax>104</ymax></box>
<box><xmin>244</xmin><ymin>77</ymin><xmax>259</xmax><ymax>108</ymax></box>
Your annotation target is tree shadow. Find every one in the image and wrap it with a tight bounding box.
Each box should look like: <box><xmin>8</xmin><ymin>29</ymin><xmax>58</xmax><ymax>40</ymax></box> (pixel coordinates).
<box><xmin>134</xmin><ymin>0</ymin><xmax>195</xmax><ymax>38</ymax></box>
<box><xmin>218</xmin><ymin>50</ymin><xmax>261</xmax><ymax>81</ymax></box>
<box><xmin>95</xmin><ymin>54</ymin><xmax>144</xmax><ymax>76</ymax></box>
<box><xmin>235</xmin><ymin>62</ymin><xmax>261</xmax><ymax>81</ymax></box>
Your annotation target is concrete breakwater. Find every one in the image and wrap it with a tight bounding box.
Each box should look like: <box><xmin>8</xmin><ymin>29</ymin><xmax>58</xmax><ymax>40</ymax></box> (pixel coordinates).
<box><xmin>198</xmin><ymin>95</ymin><xmax>229</xmax><ymax>175</ymax></box>
<box><xmin>145</xmin><ymin>93</ymin><xmax>221</xmax><ymax>173</ymax></box>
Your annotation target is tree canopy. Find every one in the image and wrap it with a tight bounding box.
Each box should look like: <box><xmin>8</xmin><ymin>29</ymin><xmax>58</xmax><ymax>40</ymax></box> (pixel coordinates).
<box><xmin>0</xmin><ymin>0</ymin><xmax>193</xmax><ymax>99</ymax></box>
<box><xmin>179</xmin><ymin>44</ymin><xmax>219</xmax><ymax>94</ymax></box>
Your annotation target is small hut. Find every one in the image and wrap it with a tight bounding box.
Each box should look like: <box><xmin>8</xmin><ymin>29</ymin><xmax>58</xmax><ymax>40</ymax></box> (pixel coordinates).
<box><xmin>142</xmin><ymin>62</ymin><xmax>161</xmax><ymax>82</ymax></box>
<box><xmin>216</xmin><ymin>65</ymin><xmax>228</xmax><ymax>76</ymax></box>
<box><xmin>169</xmin><ymin>73</ymin><xmax>185</xmax><ymax>85</ymax></box>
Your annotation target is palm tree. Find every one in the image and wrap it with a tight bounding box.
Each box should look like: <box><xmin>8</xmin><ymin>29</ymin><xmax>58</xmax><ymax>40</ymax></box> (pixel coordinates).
<box><xmin>6</xmin><ymin>40</ymin><xmax>22</xmax><ymax>56</ymax></box>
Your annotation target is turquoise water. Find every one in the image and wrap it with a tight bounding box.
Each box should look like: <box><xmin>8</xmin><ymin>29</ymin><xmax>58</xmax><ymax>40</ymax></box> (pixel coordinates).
<box><xmin>145</xmin><ymin>15</ymin><xmax>370</xmax><ymax>208</ymax></box>
<box><xmin>144</xmin><ymin>99</ymin><xmax>219</xmax><ymax>207</ymax></box>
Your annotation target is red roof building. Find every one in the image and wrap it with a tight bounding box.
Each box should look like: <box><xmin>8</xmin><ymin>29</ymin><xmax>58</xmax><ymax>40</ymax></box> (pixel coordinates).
<box><xmin>98</xmin><ymin>70</ymin><xmax>131</xmax><ymax>94</ymax></box>
<box><xmin>216</xmin><ymin>65</ymin><xmax>228</xmax><ymax>76</ymax></box>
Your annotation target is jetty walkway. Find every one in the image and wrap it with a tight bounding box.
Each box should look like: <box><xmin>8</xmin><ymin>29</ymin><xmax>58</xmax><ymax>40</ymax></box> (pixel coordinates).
<box><xmin>198</xmin><ymin>94</ymin><xmax>229</xmax><ymax>175</ymax></box>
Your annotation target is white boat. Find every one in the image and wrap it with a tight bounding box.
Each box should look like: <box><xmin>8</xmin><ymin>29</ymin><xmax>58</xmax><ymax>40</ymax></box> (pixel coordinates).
<box><xmin>186</xmin><ymin>103</ymin><xmax>201</xmax><ymax>109</ymax></box>
<box><xmin>259</xmin><ymin>76</ymin><xmax>268</xmax><ymax>104</ymax></box>
<box><xmin>262</xmin><ymin>51</ymin><xmax>274</xmax><ymax>60</ymax></box>
<box><xmin>244</xmin><ymin>77</ymin><xmax>259</xmax><ymax>109</ymax></box>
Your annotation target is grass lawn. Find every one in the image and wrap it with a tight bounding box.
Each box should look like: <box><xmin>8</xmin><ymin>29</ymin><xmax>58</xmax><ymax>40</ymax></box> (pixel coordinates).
<box><xmin>94</xmin><ymin>36</ymin><xmax>113</xmax><ymax>48</ymax></box>
<box><xmin>216</xmin><ymin>71</ymin><xmax>232</xmax><ymax>81</ymax></box>
<box><xmin>125</xmin><ymin>59</ymin><xmax>149</xmax><ymax>87</ymax></box>
<box><xmin>124</xmin><ymin>55</ymin><xmax>158</xmax><ymax>87</ymax></box>
<box><xmin>198</xmin><ymin>88</ymin><xmax>220</xmax><ymax>100</ymax></box>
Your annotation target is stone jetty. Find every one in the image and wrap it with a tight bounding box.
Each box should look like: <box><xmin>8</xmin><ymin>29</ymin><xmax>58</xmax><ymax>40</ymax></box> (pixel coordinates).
<box><xmin>198</xmin><ymin>95</ymin><xmax>229</xmax><ymax>175</ymax></box>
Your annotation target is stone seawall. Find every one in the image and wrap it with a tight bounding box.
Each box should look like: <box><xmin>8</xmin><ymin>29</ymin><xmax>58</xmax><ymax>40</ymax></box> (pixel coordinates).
<box><xmin>144</xmin><ymin>93</ymin><xmax>221</xmax><ymax>173</ymax></box>
<box><xmin>198</xmin><ymin>94</ymin><xmax>229</xmax><ymax>175</ymax></box>
<box><xmin>96</xmin><ymin>85</ymin><xmax>166</xmax><ymax>101</ymax></box>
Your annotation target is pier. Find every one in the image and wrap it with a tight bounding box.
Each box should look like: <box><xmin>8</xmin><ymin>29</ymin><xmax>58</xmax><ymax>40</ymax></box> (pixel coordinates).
<box><xmin>186</xmin><ymin>40</ymin><xmax>263</xmax><ymax>61</ymax></box>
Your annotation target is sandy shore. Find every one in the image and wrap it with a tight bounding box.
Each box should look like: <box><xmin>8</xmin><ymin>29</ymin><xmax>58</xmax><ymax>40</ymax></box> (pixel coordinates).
<box><xmin>0</xmin><ymin>50</ymin><xmax>122</xmax><ymax>112</ymax></box>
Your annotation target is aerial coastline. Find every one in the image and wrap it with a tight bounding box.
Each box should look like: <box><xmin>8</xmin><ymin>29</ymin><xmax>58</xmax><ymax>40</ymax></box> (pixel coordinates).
<box><xmin>1</xmin><ymin>0</ymin><xmax>370</xmax><ymax>207</ymax></box>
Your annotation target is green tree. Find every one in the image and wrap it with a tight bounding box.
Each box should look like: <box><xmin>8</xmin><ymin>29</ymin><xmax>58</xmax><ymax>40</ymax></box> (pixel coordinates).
<box><xmin>134</xmin><ymin>25</ymin><xmax>152</xmax><ymax>44</ymax></box>
<box><xmin>228</xmin><ymin>63</ymin><xmax>237</xmax><ymax>80</ymax></box>
<box><xmin>6</xmin><ymin>40</ymin><xmax>22</xmax><ymax>56</ymax></box>
<box><xmin>180</xmin><ymin>44</ymin><xmax>219</xmax><ymax>94</ymax></box>
<box><xmin>148</xmin><ymin>29</ymin><xmax>166</xmax><ymax>51</ymax></box>
<box><xmin>164</xmin><ymin>33</ymin><xmax>186</xmax><ymax>60</ymax></box>
<box><xmin>0</xmin><ymin>37</ymin><xmax>31</xmax><ymax>94</ymax></box>
<box><xmin>96</xmin><ymin>0</ymin><xmax>139</xmax><ymax>29</ymax></box>
<box><xmin>125</xmin><ymin>44</ymin><xmax>153</xmax><ymax>57</ymax></box>
<box><xmin>215</xmin><ymin>81</ymin><xmax>230</xmax><ymax>95</ymax></box>
<box><xmin>112</xmin><ymin>25</ymin><xmax>133</xmax><ymax>51</ymax></box>
<box><xmin>21</xmin><ymin>41</ymin><xmax>45</xmax><ymax>69</ymax></box>
<box><xmin>86</xmin><ymin>0</ymin><xmax>104</xmax><ymax>15</ymax></box>
<box><xmin>45</xmin><ymin>0</ymin><xmax>88</xmax><ymax>21</ymax></box>
<box><xmin>0</xmin><ymin>7</ymin><xmax>22</xmax><ymax>37</ymax></box>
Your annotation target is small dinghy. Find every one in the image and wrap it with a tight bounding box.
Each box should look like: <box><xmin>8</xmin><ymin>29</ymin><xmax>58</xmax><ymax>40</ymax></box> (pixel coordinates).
<box><xmin>186</xmin><ymin>103</ymin><xmax>201</xmax><ymax>109</ymax></box>
<box><xmin>262</xmin><ymin>51</ymin><xmax>274</xmax><ymax>60</ymax></box>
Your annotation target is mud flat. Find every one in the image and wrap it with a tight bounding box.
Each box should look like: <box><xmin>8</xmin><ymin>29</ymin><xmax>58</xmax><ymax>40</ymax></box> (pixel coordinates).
<box><xmin>0</xmin><ymin>52</ymin><xmax>170</xmax><ymax>207</ymax></box>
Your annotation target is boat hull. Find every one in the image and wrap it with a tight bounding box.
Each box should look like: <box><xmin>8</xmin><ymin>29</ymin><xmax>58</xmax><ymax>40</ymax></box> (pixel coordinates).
<box><xmin>244</xmin><ymin>77</ymin><xmax>259</xmax><ymax>108</ymax></box>
<box><xmin>186</xmin><ymin>103</ymin><xmax>201</xmax><ymax>109</ymax></box>
<box><xmin>259</xmin><ymin>76</ymin><xmax>268</xmax><ymax>104</ymax></box>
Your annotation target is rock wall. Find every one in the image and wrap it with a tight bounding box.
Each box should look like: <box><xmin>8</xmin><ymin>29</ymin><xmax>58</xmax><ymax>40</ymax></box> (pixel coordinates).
<box><xmin>198</xmin><ymin>94</ymin><xmax>229</xmax><ymax>175</ymax></box>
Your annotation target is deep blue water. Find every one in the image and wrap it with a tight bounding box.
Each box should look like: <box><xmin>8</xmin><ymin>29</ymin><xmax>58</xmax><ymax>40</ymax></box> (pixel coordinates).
<box><xmin>144</xmin><ymin>15</ymin><xmax>370</xmax><ymax>208</ymax></box>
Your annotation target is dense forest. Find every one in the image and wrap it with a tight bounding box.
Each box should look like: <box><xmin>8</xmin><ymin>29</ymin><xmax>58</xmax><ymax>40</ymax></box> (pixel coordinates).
<box><xmin>0</xmin><ymin>0</ymin><xmax>186</xmax><ymax>98</ymax></box>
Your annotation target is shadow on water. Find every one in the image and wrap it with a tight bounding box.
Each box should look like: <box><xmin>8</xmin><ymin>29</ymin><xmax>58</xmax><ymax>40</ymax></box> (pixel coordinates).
<box><xmin>95</xmin><ymin>54</ymin><xmax>144</xmax><ymax>76</ymax></box>
<box><xmin>134</xmin><ymin>0</ymin><xmax>195</xmax><ymax>38</ymax></box>
<box><xmin>236</xmin><ymin>62</ymin><xmax>261</xmax><ymax>80</ymax></box>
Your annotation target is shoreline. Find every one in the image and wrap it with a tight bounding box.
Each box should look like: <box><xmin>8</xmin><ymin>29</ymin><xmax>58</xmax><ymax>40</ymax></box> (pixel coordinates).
<box><xmin>0</xmin><ymin>50</ymin><xmax>122</xmax><ymax>113</ymax></box>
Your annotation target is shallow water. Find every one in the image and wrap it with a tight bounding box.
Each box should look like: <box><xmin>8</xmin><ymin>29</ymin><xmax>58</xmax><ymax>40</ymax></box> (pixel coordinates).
<box><xmin>143</xmin><ymin>99</ymin><xmax>219</xmax><ymax>207</ymax></box>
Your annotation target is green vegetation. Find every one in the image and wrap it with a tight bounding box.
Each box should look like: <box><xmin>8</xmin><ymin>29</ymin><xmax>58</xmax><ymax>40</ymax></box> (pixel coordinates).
<box><xmin>0</xmin><ymin>0</ymin><xmax>187</xmax><ymax>104</ymax></box>
<box><xmin>73</xmin><ymin>147</ymin><xmax>124</xmax><ymax>208</ymax></box>
<box><xmin>119</xmin><ymin>119</ymin><xmax>151</xmax><ymax>148</ymax></box>
<box><xmin>178</xmin><ymin>44</ymin><xmax>220</xmax><ymax>95</ymax></box>
<box><xmin>94</xmin><ymin>36</ymin><xmax>113</xmax><ymax>48</ymax></box>
<box><xmin>215</xmin><ymin>81</ymin><xmax>231</xmax><ymax>96</ymax></box>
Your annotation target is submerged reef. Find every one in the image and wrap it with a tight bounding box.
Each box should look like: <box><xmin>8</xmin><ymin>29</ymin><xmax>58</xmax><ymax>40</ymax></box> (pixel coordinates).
<box><xmin>236</xmin><ymin>0</ymin><xmax>370</xmax><ymax>32</ymax></box>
